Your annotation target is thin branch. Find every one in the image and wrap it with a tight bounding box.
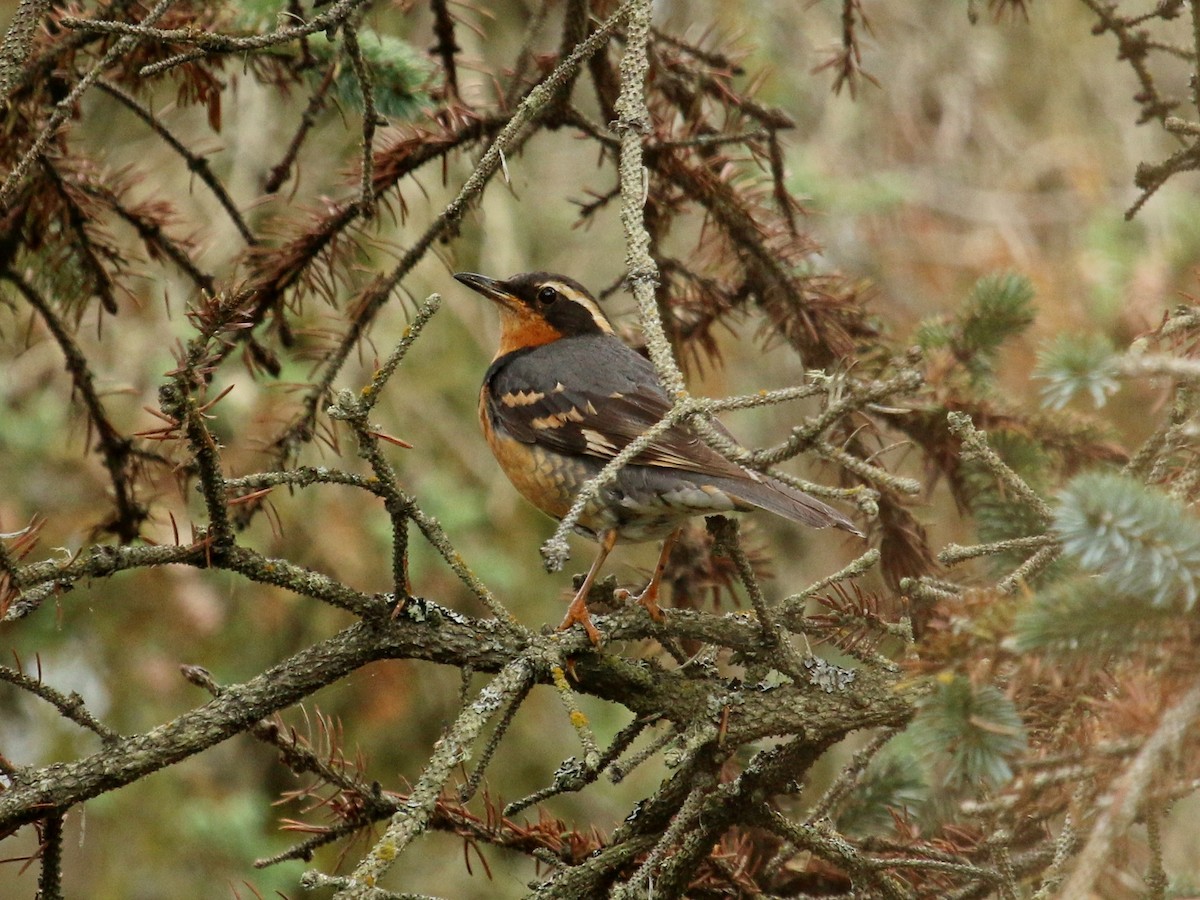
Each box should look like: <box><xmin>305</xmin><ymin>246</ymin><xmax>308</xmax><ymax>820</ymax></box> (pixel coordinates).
<box><xmin>94</xmin><ymin>80</ymin><xmax>256</xmax><ymax>245</ymax></box>
<box><xmin>59</xmin><ymin>0</ymin><xmax>373</xmax><ymax>60</ymax></box>
<box><xmin>0</xmin><ymin>0</ymin><xmax>177</xmax><ymax>212</ymax></box>
<box><xmin>37</xmin><ymin>156</ymin><xmax>120</xmax><ymax>315</ymax></box>
<box><xmin>1</xmin><ymin>269</ymin><xmax>147</xmax><ymax>542</ymax></box>
<box><xmin>503</xmin><ymin>715</ymin><xmax>656</xmax><ymax>815</ymax></box>
<box><xmin>263</xmin><ymin>59</ymin><xmax>338</xmax><ymax>194</ymax></box>
<box><xmin>0</xmin><ymin>664</ymin><xmax>119</xmax><ymax>743</ymax></box>
<box><xmin>75</xmin><ymin>175</ymin><xmax>215</xmax><ymax>293</ymax></box>
<box><xmin>613</xmin><ymin>777</ymin><xmax>715</xmax><ymax>900</ymax></box>
<box><xmin>0</xmin><ymin>620</ymin><xmax>389</xmax><ymax>832</ymax></box>
<box><xmin>36</xmin><ymin>811</ymin><xmax>64</xmax><ymax>900</ymax></box>
<box><xmin>343</xmin><ymin>21</ymin><xmax>378</xmax><ymax>220</ymax></box>
<box><xmin>339</xmin><ymin>657</ymin><xmax>536</xmax><ymax>895</ymax></box>
<box><xmin>3</xmin><ymin>543</ymin><xmax>207</xmax><ymax>622</ymax></box>
<box><xmin>947</xmin><ymin>411</ymin><xmax>1054</xmax><ymax>525</ymax></box>
<box><xmin>615</xmin><ymin>0</ymin><xmax>681</xmax><ymax>395</ymax></box>
<box><xmin>429</xmin><ymin>0</ymin><xmax>459</xmax><ymax>99</ymax></box>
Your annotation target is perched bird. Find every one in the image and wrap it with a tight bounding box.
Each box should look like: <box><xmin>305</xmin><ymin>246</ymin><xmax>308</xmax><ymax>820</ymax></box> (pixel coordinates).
<box><xmin>455</xmin><ymin>271</ymin><xmax>862</xmax><ymax>643</ymax></box>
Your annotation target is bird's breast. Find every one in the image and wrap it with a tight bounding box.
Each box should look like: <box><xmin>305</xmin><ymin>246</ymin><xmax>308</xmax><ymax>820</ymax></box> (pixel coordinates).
<box><xmin>480</xmin><ymin>387</ymin><xmax>577</xmax><ymax>519</ymax></box>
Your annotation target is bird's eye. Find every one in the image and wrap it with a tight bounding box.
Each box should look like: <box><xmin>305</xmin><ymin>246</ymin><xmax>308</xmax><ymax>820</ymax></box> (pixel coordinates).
<box><xmin>537</xmin><ymin>286</ymin><xmax>558</xmax><ymax>306</ymax></box>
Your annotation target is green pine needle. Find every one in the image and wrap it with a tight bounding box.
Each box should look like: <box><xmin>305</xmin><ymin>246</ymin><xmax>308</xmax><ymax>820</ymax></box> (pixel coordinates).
<box><xmin>1013</xmin><ymin>577</ymin><xmax>1177</xmax><ymax>656</ymax></box>
<box><xmin>1055</xmin><ymin>472</ymin><xmax>1200</xmax><ymax>609</ymax></box>
<box><xmin>837</xmin><ymin>738</ymin><xmax>929</xmax><ymax>837</ymax></box>
<box><xmin>959</xmin><ymin>272</ymin><xmax>1036</xmax><ymax>364</ymax></box>
<box><xmin>914</xmin><ymin>271</ymin><xmax>1034</xmax><ymax>387</ymax></box>
<box><xmin>231</xmin><ymin>4</ymin><xmax>433</xmax><ymax>120</ymax></box>
<box><xmin>914</xmin><ymin>319</ymin><xmax>953</xmax><ymax>352</ymax></box>
<box><xmin>909</xmin><ymin>676</ymin><xmax>1026</xmax><ymax>788</ymax></box>
<box><xmin>1035</xmin><ymin>333</ymin><xmax>1119</xmax><ymax>409</ymax></box>
<box><xmin>315</xmin><ymin>31</ymin><xmax>434</xmax><ymax>120</ymax></box>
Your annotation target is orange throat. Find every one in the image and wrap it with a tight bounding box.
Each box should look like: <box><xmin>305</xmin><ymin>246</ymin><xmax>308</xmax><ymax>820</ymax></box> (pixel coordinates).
<box><xmin>493</xmin><ymin>305</ymin><xmax>563</xmax><ymax>358</ymax></box>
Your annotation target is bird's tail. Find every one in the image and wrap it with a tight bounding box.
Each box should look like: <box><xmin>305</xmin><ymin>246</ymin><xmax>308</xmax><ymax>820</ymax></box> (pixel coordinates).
<box><xmin>708</xmin><ymin>472</ymin><xmax>863</xmax><ymax>537</ymax></box>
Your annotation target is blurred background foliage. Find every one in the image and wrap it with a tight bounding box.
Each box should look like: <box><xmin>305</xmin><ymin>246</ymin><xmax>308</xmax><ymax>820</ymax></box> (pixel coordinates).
<box><xmin>2</xmin><ymin>0</ymin><xmax>1200</xmax><ymax>897</ymax></box>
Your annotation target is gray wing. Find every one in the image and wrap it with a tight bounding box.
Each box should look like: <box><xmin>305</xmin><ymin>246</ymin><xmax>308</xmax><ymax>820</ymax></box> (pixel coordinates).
<box><xmin>486</xmin><ymin>335</ymin><xmax>860</xmax><ymax>534</ymax></box>
<box><xmin>486</xmin><ymin>334</ymin><xmax>749</xmax><ymax>479</ymax></box>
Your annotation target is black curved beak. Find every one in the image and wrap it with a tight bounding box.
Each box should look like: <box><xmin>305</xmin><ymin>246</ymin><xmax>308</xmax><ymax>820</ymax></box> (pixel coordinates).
<box><xmin>454</xmin><ymin>272</ymin><xmax>513</xmax><ymax>305</ymax></box>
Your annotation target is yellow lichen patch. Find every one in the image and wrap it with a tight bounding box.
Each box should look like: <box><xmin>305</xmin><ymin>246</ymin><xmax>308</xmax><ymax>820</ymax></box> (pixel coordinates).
<box><xmin>551</xmin><ymin>665</ymin><xmax>570</xmax><ymax>692</ymax></box>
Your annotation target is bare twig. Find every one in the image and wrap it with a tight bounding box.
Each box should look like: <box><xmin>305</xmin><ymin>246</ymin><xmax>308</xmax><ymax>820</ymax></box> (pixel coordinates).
<box><xmin>0</xmin><ymin>0</ymin><xmax>177</xmax><ymax>212</ymax></box>
<box><xmin>338</xmin><ymin>657</ymin><xmax>536</xmax><ymax>896</ymax></box>
<box><xmin>95</xmin><ymin>80</ymin><xmax>256</xmax><ymax>245</ymax></box>
<box><xmin>59</xmin><ymin>0</ymin><xmax>373</xmax><ymax>60</ymax></box>
<box><xmin>1</xmin><ymin>269</ymin><xmax>147</xmax><ymax>542</ymax></box>
<box><xmin>343</xmin><ymin>21</ymin><xmax>378</xmax><ymax>220</ymax></box>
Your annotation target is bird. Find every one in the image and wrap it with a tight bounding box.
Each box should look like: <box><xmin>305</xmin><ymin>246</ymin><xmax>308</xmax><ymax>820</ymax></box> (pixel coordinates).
<box><xmin>455</xmin><ymin>270</ymin><xmax>862</xmax><ymax>643</ymax></box>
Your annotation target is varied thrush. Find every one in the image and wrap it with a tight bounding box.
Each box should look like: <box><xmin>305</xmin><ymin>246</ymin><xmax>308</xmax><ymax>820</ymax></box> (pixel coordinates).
<box><xmin>455</xmin><ymin>271</ymin><xmax>862</xmax><ymax>643</ymax></box>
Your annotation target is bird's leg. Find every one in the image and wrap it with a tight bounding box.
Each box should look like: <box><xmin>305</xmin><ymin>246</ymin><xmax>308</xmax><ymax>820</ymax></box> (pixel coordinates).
<box><xmin>635</xmin><ymin>527</ymin><xmax>680</xmax><ymax>623</ymax></box>
<box><xmin>557</xmin><ymin>529</ymin><xmax>617</xmax><ymax>644</ymax></box>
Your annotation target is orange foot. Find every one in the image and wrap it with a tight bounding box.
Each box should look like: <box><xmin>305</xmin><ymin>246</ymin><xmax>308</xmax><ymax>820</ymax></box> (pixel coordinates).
<box><xmin>557</xmin><ymin>592</ymin><xmax>602</xmax><ymax>645</ymax></box>
<box><xmin>635</xmin><ymin>583</ymin><xmax>666</xmax><ymax>623</ymax></box>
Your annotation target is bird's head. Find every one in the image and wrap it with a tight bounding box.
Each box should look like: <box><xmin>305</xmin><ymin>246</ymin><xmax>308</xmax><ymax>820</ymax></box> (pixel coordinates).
<box><xmin>454</xmin><ymin>271</ymin><xmax>614</xmax><ymax>357</ymax></box>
